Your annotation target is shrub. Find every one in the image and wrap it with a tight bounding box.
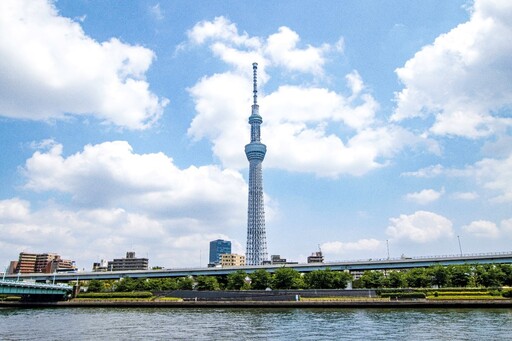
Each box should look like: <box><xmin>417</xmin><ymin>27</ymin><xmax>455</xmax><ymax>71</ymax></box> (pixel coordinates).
<box><xmin>77</xmin><ymin>291</ymin><xmax>153</xmax><ymax>299</ymax></box>
<box><xmin>502</xmin><ymin>290</ymin><xmax>512</xmax><ymax>298</ymax></box>
<box><xmin>380</xmin><ymin>292</ymin><xmax>426</xmax><ymax>299</ymax></box>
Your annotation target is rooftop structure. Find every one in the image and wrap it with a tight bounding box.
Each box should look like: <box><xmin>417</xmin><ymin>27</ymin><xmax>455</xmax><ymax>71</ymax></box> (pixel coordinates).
<box><xmin>107</xmin><ymin>252</ymin><xmax>148</xmax><ymax>271</ymax></box>
<box><xmin>245</xmin><ymin>62</ymin><xmax>268</xmax><ymax>265</ymax></box>
<box><xmin>307</xmin><ymin>251</ymin><xmax>324</xmax><ymax>264</ymax></box>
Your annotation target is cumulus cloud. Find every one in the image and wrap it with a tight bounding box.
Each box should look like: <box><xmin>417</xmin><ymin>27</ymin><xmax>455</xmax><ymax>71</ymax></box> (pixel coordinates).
<box><xmin>321</xmin><ymin>239</ymin><xmax>381</xmax><ymax>255</ymax></box>
<box><xmin>405</xmin><ymin>188</ymin><xmax>444</xmax><ymax>205</ymax></box>
<box><xmin>402</xmin><ymin>151</ymin><xmax>512</xmax><ymax>203</ymax></box>
<box><xmin>185</xmin><ymin>17</ymin><xmax>435</xmax><ymax>177</ymax></box>
<box><xmin>471</xmin><ymin>153</ymin><xmax>512</xmax><ymax>202</ymax></box>
<box><xmin>393</xmin><ymin>0</ymin><xmax>512</xmax><ymax>138</ymax></box>
<box><xmin>501</xmin><ymin>218</ymin><xmax>512</xmax><ymax>235</ymax></box>
<box><xmin>22</xmin><ymin>140</ymin><xmax>250</xmax><ymax>226</ymax></box>
<box><xmin>462</xmin><ymin>220</ymin><xmax>499</xmax><ymax>238</ymax></box>
<box><xmin>0</xmin><ymin>0</ymin><xmax>168</xmax><ymax>129</ymax></box>
<box><xmin>401</xmin><ymin>164</ymin><xmax>445</xmax><ymax>178</ymax></box>
<box><xmin>0</xmin><ymin>139</ymin><xmax>270</xmax><ymax>268</ymax></box>
<box><xmin>386</xmin><ymin>211</ymin><xmax>453</xmax><ymax>243</ymax></box>
<box><xmin>0</xmin><ymin>198</ymin><xmax>240</xmax><ymax>268</ymax></box>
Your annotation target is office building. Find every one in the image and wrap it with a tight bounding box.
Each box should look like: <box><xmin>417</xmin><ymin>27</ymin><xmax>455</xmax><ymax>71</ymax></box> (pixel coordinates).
<box><xmin>221</xmin><ymin>254</ymin><xmax>246</xmax><ymax>267</ymax></box>
<box><xmin>107</xmin><ymin>252</ymin><xmax>148</xmax><ymax>271</ymax></box>
<box><xmin>209</xmin><ymin>239</ymin><xmax>232</xmax><ymax>265</ymax></box>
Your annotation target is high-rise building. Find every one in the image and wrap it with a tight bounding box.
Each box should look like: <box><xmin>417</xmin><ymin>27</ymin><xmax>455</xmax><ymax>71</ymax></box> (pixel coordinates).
<box><xmin>9</xmin><ymin>252</ymin><xmax>76</xmax><ymax>274</ymax></box>
<box><xmin>245</xmin><ymin>63</ymin><xmax>268</xmax><ymax>266</ymax></box>
<box><xmin>107</xmin><ymin>252</ymin><xmax>148</xmax><ymax>271</ymax></box>
<box><xmin>209</xmin><ymin>239</ymin><xmax>232</xmax><ymax>265</ymax></box>
<box><xmin>15</xmin><ymin>252</ymin><xmax>37</xmax><ymax>273</ymax></box>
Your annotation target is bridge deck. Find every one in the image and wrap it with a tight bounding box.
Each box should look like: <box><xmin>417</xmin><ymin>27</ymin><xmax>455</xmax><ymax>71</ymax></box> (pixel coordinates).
<box><xmin>0</xmin><ymin>280</ymin><xmax>72</xmax><ymax>295</ymax></box>
<box><xmin>3</xmin><ymin>251</ymin><xmax>512</xmax><ymax>282</ymax></box>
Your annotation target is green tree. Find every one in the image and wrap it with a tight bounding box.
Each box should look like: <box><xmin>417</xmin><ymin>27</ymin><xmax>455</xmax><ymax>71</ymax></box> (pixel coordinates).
<box><xmin>334</xmin><ymin>271</ymin><xmax>353</xmax><ymax>289</ymax></box>
<box><xmin>448</xmin><ymin>265</ymin><xmax>471</xmax><ymax>287</ymax></box>
<box><xmin>250</xmin><ymin>269</ymin><xmax>272</xmax><ymax>290</ymax></box>
<box><xmin>177</xmin><ymin>276</ymin><xmax>195</xmax><ymax>290</ymax></box>
<box><xmin>227</xmin><ymin>270</ymin><xmax>250</xmax><ymax>290</ymax></box>
<box><xmin>195</xmin><ymin>276</ymin><xmax>220</xmax><ymax>291</ymax></box>
<box><xmin>145</xmin><ymin>278</ymin><xmax>178</xmax><ymax>291</ymax></box>
<box><xmin>405</xmin><ymin>268</ymin><xmax>430</xmax><ymax>288</ymax></box>
<box><xmin>475</xmin><ymin>265</ymin><xmax>505</xmax><ymax>287</ymax></box>
<box><xmin>360</xmin><ymin>270</ymin><xmax>386</xmax><ymax>288</ymax></box>
<box><xmin>500</xmin><ymin>264</ymin><xmax>512</xmax><ymax>286</ymax></box>
<box><xmin>304</xmin><ymin>269</ymin><xmax>351</xmax><ymax>289</ymax></box>
<box><xmin>387</xmin><ymin>271</ymin><xmax>407</xmax><ymax>288</ymax></box>
<box><xmin>87</xmin><ymin>279</ymin><xmax>105</xmax><ymax>292</ymax></box>
<box><xmin>115</xmin><ymin>277</ymin><xmax>140</xmax><ymax>292</ymax></box>
<box><xmin>272</xmin><ymin>268</ymin><xmax>303</xmax><ymax>289</ymax></box>
<box><xmin>430</xmin><ymin>265</ymin><xmax>449</xmax><ymax>288</ymax></box>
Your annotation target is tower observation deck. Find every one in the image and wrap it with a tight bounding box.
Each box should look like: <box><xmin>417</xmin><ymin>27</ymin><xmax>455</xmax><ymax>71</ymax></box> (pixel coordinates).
<box><xmin>245</xmin><ymin>63</ymin><xmax>268</xmax><ymax>265</ymax></box>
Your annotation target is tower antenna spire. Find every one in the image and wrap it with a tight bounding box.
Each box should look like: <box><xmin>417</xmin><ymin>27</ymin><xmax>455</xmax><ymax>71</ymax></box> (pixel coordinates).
<box><xmin>252</xmin><ymin>62</ymin><xmax>258</xmax><ymax>105</ymax></box>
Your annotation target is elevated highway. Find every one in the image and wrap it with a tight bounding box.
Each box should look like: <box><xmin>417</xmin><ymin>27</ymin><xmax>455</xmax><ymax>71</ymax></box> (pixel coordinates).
<box><xmin>4</xmin><ymin>251</ymin><xmax>512</xmax><ymax>283</ymax></box>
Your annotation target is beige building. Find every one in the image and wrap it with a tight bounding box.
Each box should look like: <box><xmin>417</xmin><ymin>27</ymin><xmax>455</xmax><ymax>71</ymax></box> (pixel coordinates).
<box><xmin>220</xmin><ymin>254</ymin><xmax>246</xmax><ymax>267</ymax></box>
<box><xmin>9</xmin><ymin>252</ymin><xmax>76</xmax><ymax>274</ymax></box>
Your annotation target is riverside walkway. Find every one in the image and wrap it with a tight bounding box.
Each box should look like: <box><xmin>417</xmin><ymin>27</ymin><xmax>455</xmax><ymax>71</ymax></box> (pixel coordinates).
<box><xmin>3</xmin><ymin>251</ymin><xmax>512</xmax><ymax>283</ymax></box>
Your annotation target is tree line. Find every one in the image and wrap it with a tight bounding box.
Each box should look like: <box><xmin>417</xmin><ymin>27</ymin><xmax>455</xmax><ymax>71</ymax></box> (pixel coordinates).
<box><xmin>85</xmin><ymin>264</ymin><xmax>512</xmax><ymax>292</ymax></box>
<box><xmin>355</xmin><ymin>264</ymin><xmax>512</xmax><ymax>289</ymax></box>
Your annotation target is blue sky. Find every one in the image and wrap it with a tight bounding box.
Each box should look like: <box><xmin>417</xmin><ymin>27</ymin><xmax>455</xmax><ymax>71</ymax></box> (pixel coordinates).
<box><xmin>1</xmin><ymin>0</ymin><xmax>511</xmax><ymax>270</ymax></box>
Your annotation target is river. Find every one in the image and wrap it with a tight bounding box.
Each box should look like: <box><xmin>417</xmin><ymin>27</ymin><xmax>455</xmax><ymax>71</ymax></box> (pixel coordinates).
<box><xmin>1</xmin><ymin>307</ymin><xmax>512</xmax><ymax>340</ymax></box>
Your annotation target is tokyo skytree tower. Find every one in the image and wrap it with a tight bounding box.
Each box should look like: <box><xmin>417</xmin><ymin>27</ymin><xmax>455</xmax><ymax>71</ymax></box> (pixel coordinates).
<box><xmin>245</xmin><ymin>63</ymin><xmax>268</xmax><ymax>266</ymax></box>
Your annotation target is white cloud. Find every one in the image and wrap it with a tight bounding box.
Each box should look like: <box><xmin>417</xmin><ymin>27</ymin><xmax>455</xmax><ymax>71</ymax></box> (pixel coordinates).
<box><xmin>471</xmin><ymin>153</ymin><xmax>512</xmax><ymax>202</ymax></box>
<box><xmin>187</xmin><ymin>16</ymin><xmax>258</xmax><ymax>47</ymax></box>
<box><xmin>0</xmin><ymin>0</ymin><xmax>168</xmax><ymax>129</ymax></box>
<box><xmin>401</xmin><ymin>164</ymin><xmax>444</xmax><ymax>178</ymax></box>
<box><xmin>149</xmin><ymin>3</ymin><xmax>164</xmax><ymax>21</ymax></box>
<box><xmin>187</xmin><ymin>70</ymin><xmax>424</xmax><ymax>177</ymax></box>
<box><xmin>22</xmin><ymin>140</ymin><xmax>251</xmax><ymax>226</ymax></box>
<box><xmin>265</xmin><ymin>26</ymin><xmax>328</xmax><ymax>75</ymax></box>
<box><xmin>501</xmin><ymin>218</ymin><xmax>512</xmax><ymax>236</ymax></box>
<box><xmin>387</xmin><ymin>211</ymin><xmax>453</xmax><ymax>243</ymax></box>
<box><xmin>393</xmin><ymin>0</ymin><xmax>512</xmax><ymax>138</ymax></box>
<box><xmin>0</xmin><ymin>198</ymin><xmax>30</xmax><ymax>222</ymax></box>
<box><xmin>185</xmin><ymin>18</ymin><xmax>438</xmax><ymax>177</ymax></box>
<box><xmin>452</xmin><ymin>192</ymin><xmax>479</xmax><ymax>200</ymax></box>
<box><xmin>402</xmin><ymin>152</ymin><xmax>512</xmax><ymax>203</ymax></box>
<box><xmin>405</xmin><ymin>188</ymin><xmax>444</xmax><ymax>205</ymax></box>
<box><xmin>0</xmin><ymin>198</ymin><xmax>242</xmax><ymax>268</ymax></box>
<box><xmin>462</xmin><ymin>220</ymin><xmax>499</xmax><ymax>238</ymax></box>
<box><xmin>186</xmin><ymin>16</ymin><xmax>331</xmax><ymax>77</ymax></box>
<box><xmin>321</xmin><ymin>239</ymin><xmax>381</xmax><ymax>255</ymax></box>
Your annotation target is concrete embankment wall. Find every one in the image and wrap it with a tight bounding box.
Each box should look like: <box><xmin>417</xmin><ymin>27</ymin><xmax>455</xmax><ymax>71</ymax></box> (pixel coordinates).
<box><xmin>152</xmin><ymin>289</ymin><xmax>377</xmax><ymax>301</ymax></box>
<box><xmin>2</xmin><ymin>300</ymin><xmax>512</xmax><ymax>309</ymax></box>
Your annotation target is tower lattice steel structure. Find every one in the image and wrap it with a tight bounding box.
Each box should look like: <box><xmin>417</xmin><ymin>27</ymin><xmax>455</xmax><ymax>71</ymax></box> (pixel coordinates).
<box><xmin>245</xmin><ymin>62</ymin><xmax>268</xmax><ymax>266</ymax></box>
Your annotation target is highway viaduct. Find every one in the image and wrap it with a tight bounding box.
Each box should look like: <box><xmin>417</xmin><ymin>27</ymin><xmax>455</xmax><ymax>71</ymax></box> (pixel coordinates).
<box><xmin>3</xmin><ymin>251</ymin><xmax>512</xmax><ymax>283</ymax></box>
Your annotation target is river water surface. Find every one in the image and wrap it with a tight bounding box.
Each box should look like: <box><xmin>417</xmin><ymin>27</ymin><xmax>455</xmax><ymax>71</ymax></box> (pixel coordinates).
<box><xmin>2</xmin><ymin>307</ymin><xmax>512</xmax><ymax>340</ymax></box>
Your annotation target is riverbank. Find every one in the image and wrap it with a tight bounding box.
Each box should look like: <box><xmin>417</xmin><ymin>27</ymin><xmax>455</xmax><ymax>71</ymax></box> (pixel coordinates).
<box><xmin>2</xmin><ymin>299</ymin><xmax>512</xmax><ymax>309</ymax></box>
